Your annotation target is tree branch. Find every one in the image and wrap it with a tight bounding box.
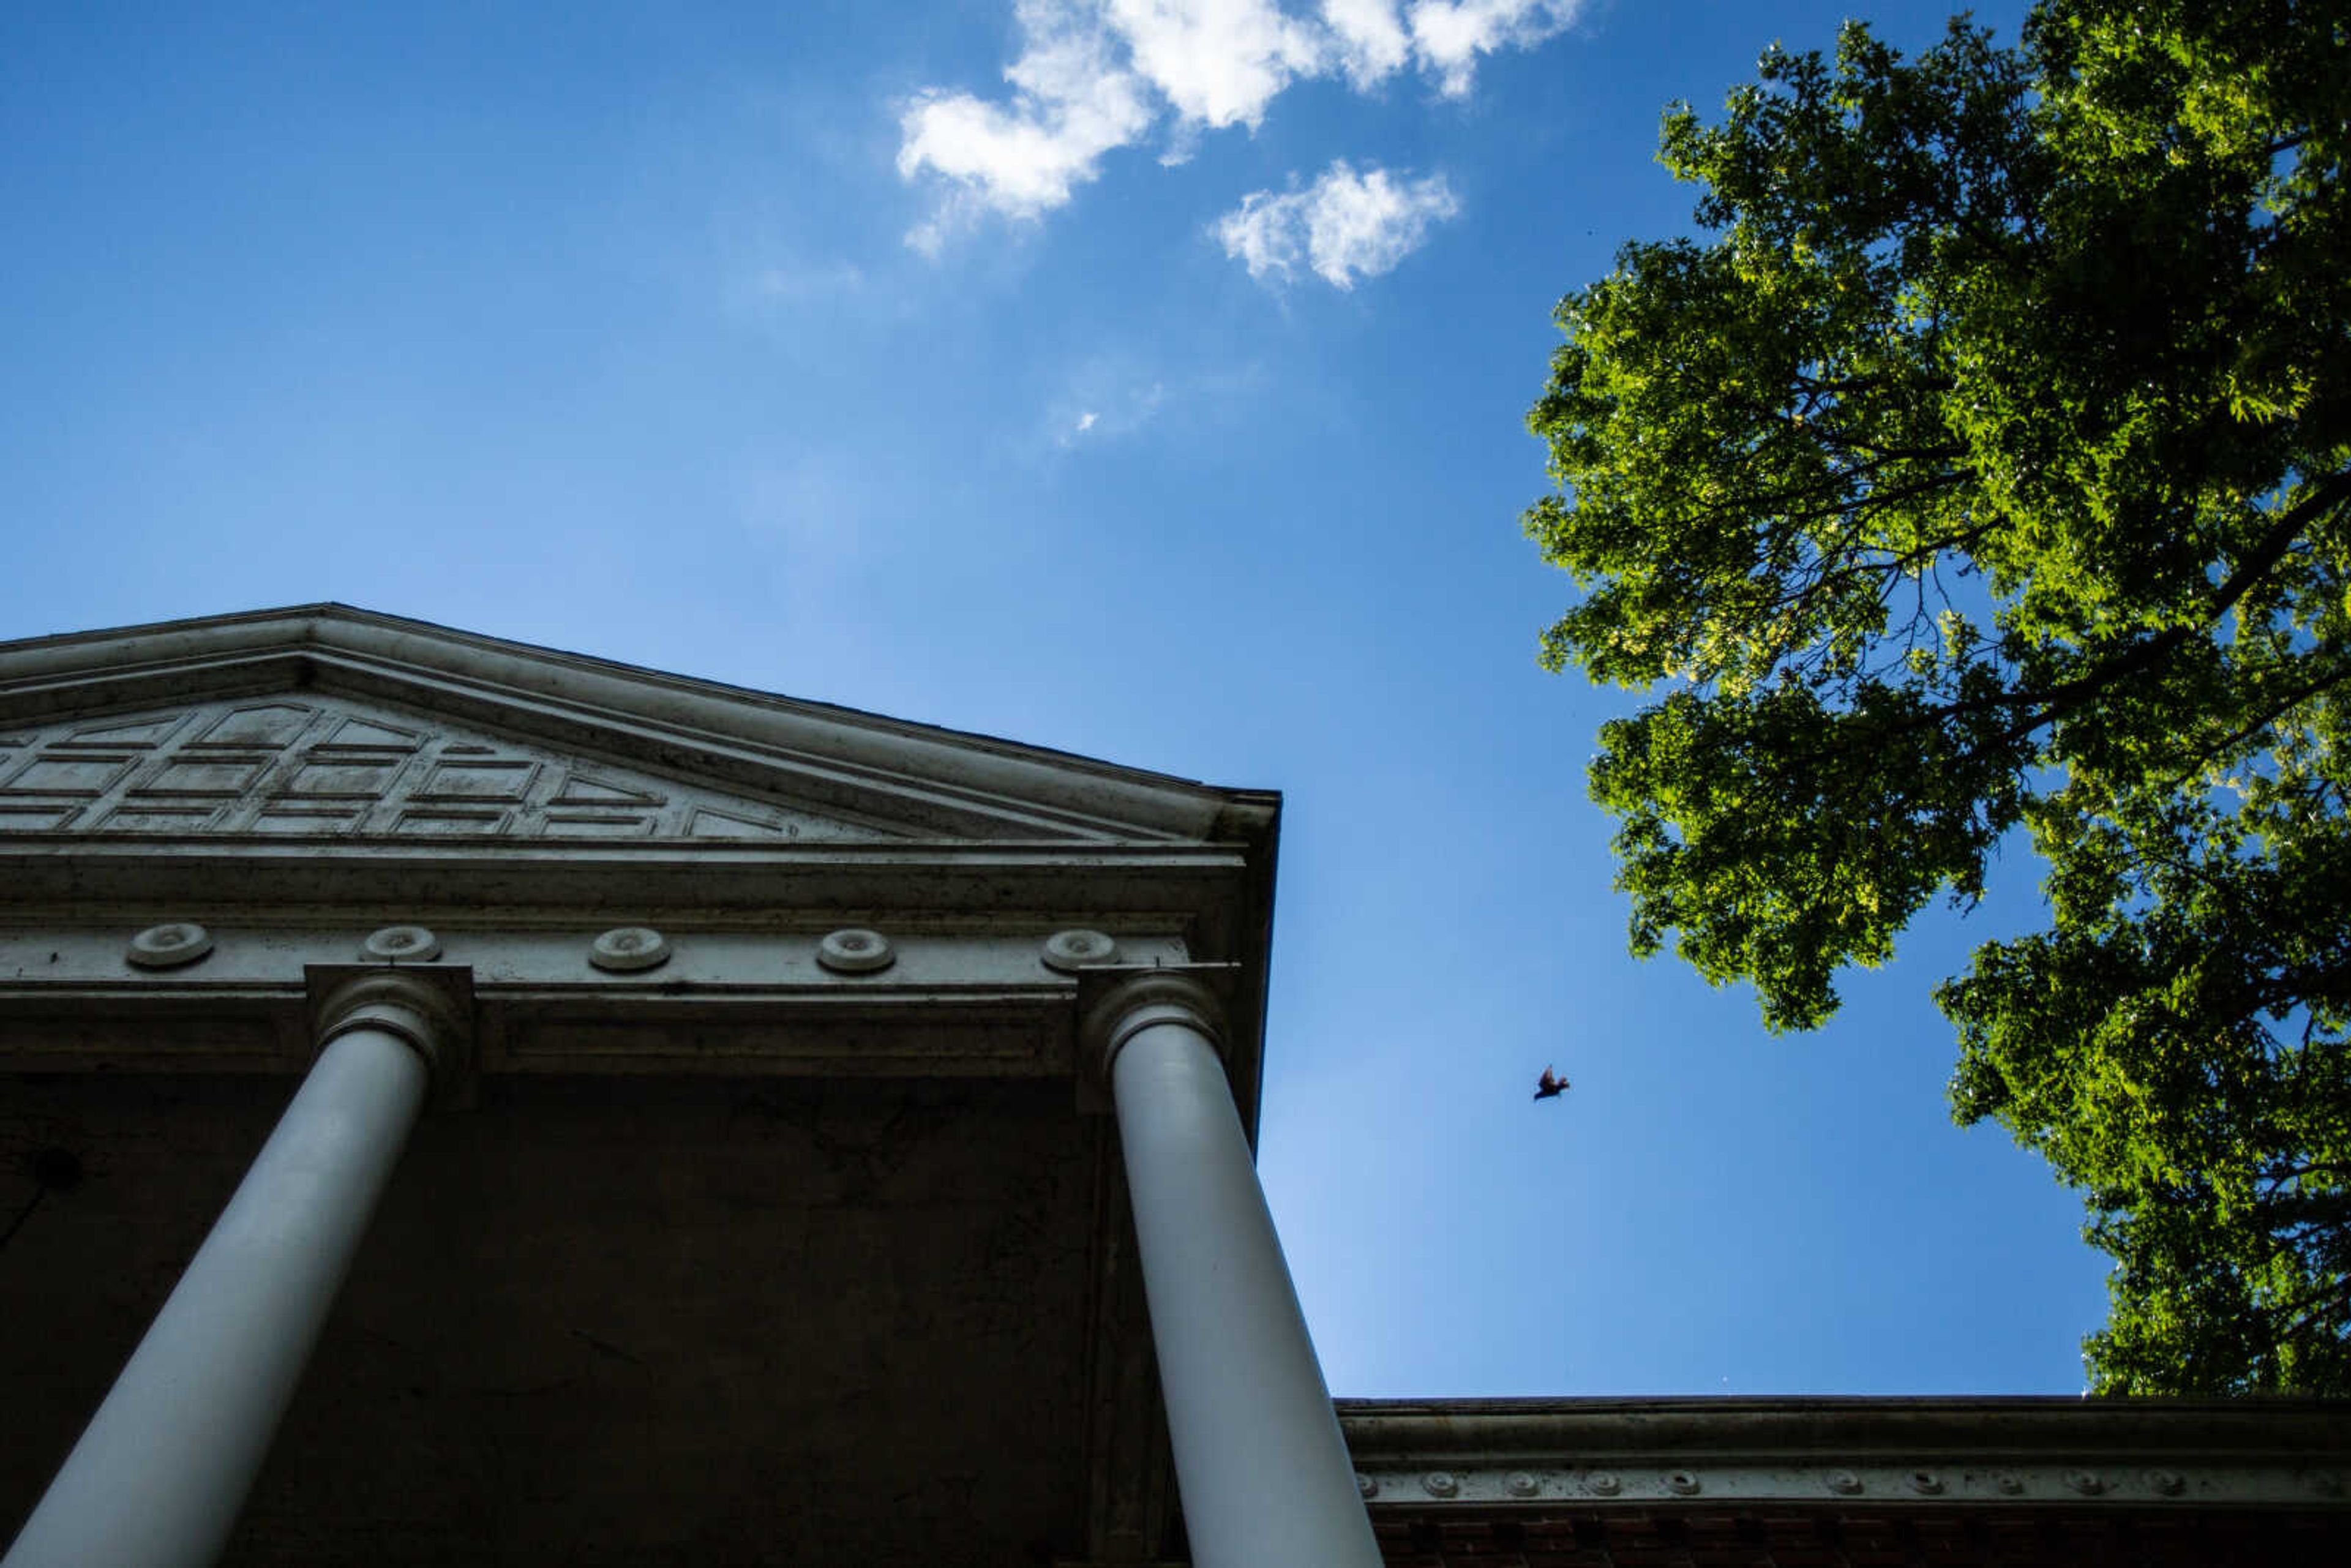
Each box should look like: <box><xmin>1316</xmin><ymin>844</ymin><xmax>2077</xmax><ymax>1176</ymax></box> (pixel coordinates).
<box><xmin>2157</xmin><ymin>659</ymin><xmax>2351</xmax><ymax>790</ymax></box>
<box><xmin>1982</xmin><ymin>471</ymin><xmax>2351</xmax><ymax>742</ymax></box>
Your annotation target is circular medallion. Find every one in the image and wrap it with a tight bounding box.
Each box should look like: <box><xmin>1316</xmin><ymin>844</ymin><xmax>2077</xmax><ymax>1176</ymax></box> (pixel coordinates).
<box><xmin>127</xmin><ymin>922</ymin><xmax>213</xmax><ymax>969</ymax></box>
<box><xmin>590</xmin><ymin>926</ymin><xmax>671</xmax><ymax>972</ymax></box>
<box><xmin>1041</xmin><ymin>929</ymin><xmax>1120</xmax><ymax>973</ymax></box>
<box><xmin>363</xmin><ymin>925</ymin><xmax>441</xmax><ymax>962</ymax></box>
<box><xmin>817</xmin><ymin>928</ymin><xmax>894</xmax><ymax>973</ymax></box>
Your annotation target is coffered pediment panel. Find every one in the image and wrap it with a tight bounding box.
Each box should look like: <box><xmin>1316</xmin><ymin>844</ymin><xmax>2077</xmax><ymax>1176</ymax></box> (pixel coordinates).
<box><xmin>0</xmin><ymin>605</ymin><xmax>1280</xmax><ymax>851</ymax></box>
<box><xmin>0</xmin><ymin>695</ymin><xmax>891</xmax><ymax>842</ymax></box>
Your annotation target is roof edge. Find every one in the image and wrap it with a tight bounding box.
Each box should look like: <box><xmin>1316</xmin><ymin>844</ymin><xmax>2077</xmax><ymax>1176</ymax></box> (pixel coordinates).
<box><xmin>1338</xmin><ymin>1394</ymin><xmax>2351</xmax><ymax>1459</ymax></box>
<box><xmin>0</xmin><ymin>604</ymin><xmax>1281</xmax><ymax>844</ymax></box>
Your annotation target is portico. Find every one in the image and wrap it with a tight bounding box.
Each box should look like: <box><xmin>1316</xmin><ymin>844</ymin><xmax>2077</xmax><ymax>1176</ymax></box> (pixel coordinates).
<box><xmin>0</xmin><ymin>606</ymin><xmax>1374</xmax><ymax>1566</ymax></box>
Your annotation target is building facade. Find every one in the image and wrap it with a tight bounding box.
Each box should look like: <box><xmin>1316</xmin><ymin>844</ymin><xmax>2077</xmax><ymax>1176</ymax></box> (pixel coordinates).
<box><xmin>1</xmin><ymin>607</ymin><xmax>2344</xmax><ymax>1566</ymax></box>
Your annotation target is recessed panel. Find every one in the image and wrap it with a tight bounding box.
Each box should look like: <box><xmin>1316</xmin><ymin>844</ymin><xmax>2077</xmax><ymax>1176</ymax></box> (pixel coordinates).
<box><xmin>317</xmin><ymin>718</ymin><xmax>423</xmax><ymax>751</ymax></box>
<box><xmin>60</xmin><ymin>716</ymin><xmax>184</xmax><ymax>748</ymax></box>
<box><xmin>392</xmin><ymin>809</ymin><xmax>508</xmax><ymax>835</ymax></box>
<box><xmin>132</xmin><ymin>757</ymin><xmax>271</xmax><ymax>797</ymax></box>
<box><xmin>415</xmin><ymin>760</ymin><xmax>538</xmax><ymax>801</ymax></box>
<box><xmin>195</xmin><ymin>705</ymin><xmax>316</xmax><ymax>747</ymax></box>
<box><xmin>2</xmin><ymin>756</ymin><xmax>134</xmax><ymax>796</ymax></box>
<box><xmin>285</xmin><ymin>760</ymin><xmax>404</xmax><ymax>798</ymax></box>
<box><xmin>97</xmin><ymin>806</ymin><xmax>223</xmax><ymax>833</ymax></box>
<box><xmin>251</xmin><ymin>807</ymin><xmax>364</xmax><ymax>835</ymax></box>
<box><xmin>687</xmin><ymin>808</ymin><xmax>791</xmax><ymax>839</ymax></box>
<box><xmin>541</xmin><ymin>813</ymin><xmax>656</xmax><ymax>838</ymax></box>
<box><xmin>553</xmin><ymin>774</ymin><xmax>664</xmax><ymax>808</ymax></box>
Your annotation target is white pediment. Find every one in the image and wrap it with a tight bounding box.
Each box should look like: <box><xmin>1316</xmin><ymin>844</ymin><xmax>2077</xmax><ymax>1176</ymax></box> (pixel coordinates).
<box><xmin>0</xmin><ymin>693</ymin><xmax>891</xmax><ymax>842</ymax></box>
<box><xmin>0</xmin><ymin>607</ymin><xmax>1267</xmax><ymax>847</ymax></box>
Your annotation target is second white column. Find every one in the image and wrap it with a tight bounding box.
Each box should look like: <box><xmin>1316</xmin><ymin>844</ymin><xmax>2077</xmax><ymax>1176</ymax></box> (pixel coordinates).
<box><xmin>1092</xmin><ymin>974</ymin><xmax>1381</xmax><ymax>1568</ymax></box>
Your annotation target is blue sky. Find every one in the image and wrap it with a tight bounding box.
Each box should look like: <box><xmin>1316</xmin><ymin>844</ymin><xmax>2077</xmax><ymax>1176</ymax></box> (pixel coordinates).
<box><xmin>1</xmin><ymin>0</ymin><xmax>2110</xmax><ymax>1395</ymax></box>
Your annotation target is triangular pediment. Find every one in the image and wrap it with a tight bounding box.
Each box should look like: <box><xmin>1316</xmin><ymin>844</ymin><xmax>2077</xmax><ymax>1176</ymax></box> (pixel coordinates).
<box><xmin>0</xmin><ymin>606</ymin><xmax>1273</xmax><ymax>847</ymax></box>
<box><xmin>0</xmin><ymin>692</ymin><xmax>890</xmax><ymax>842</ymax></box>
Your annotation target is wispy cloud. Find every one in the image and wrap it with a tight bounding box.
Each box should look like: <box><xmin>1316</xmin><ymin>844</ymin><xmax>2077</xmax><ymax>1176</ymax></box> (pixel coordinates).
<box><xmin>752</xmin><ymin>259</ymin><xmax>868</xmax><ymax>301</ymax></box>
<box><xmin>1215</xmin><ymin>160</ymin><xmax>1458</xmax><ymax>287</ymax></box>
<box><xmin>1051</xmin><ymin>372</ymin><xmax>1166</xmax><ymax>446</ymax></box>
<box><xmin>896</xmin><ymin>1</ymin><xmax>1577</xmax><ymax>249</ymax></box>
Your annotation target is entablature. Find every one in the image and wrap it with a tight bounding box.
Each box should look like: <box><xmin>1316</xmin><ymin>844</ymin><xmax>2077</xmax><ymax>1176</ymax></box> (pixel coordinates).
<box><xmin>1340</xmin><ymin>1397</ymin><xmax>2351</xmax><ymax>1513</ymax></box>
<box><xmin>0</xmin><ymin>922</ymin><xmax>1235</xmax><ymax>1084</ymax></box>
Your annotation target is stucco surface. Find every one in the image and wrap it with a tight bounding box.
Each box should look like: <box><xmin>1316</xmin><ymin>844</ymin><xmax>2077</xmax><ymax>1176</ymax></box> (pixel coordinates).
<box><xmin>1</xmin><ymin>1073</ymin><xmax>1104</xmax><ymax>1565</ymax></box>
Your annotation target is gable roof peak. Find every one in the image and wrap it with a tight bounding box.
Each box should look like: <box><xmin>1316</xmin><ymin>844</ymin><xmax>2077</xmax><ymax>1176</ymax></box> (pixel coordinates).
<box><xmin>0</xmin><ymin>604</ymin><xmax>1278</xmax><ymax>847</ymax></box>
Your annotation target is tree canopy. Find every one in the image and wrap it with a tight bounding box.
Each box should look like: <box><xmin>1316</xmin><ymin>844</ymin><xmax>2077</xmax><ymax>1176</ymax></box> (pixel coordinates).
<box><xmin>1524</xmin><ymin>0</ymin><xmax>2351</xmax><ymax>1392</ymax></box>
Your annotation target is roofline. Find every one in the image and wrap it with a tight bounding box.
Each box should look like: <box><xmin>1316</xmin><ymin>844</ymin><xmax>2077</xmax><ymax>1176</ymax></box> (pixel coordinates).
<box><xmin>1338</xmin><ymin>1394</ymin><xmax>2351</xmax><ymax>1453</ymax></box>
<box><xmin>1337</xmin><ymin>1395</ymin><xmax>2351</xmax><ymax>1512</ymax></box>
<box><xmin>0</xmin><ymin>604</ymin><xmax>1282</xmax><ymax>845</ymax></box>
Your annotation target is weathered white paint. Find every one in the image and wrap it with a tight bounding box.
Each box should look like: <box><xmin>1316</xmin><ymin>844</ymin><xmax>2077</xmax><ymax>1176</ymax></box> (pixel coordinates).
<box><xmin>0</xmin><ymin>605</ymin><xmax>1256</xmax><ymax>842</ymax></box>
<box><xmin>0</xmin><ymin>694</ymin><xmax>882</xmax><ymax>842</ymax></box>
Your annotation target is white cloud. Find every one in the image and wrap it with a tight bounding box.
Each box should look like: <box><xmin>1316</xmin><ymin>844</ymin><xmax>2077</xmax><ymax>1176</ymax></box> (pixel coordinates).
<box><xmin>896</xmin><ymin>1</ymin><xmax>1154</xmax><ymax>248</ymax></box>
<box><xmin>1319</xmin><ymin>0</ymin><xmax>1411</xmax><ymax>88</ymax></box>
<box><xmin>1076</xmin><ymin>410</ymin><xmax>1100</xmax><ymax>431</ymax></box>
<box><xmin>896</xmin><ymin>1</ymin><xmax>1578</xmax><ymax>242</ymax></box>
<box><xmin>1406</xmin><ymin>0</ymin><xmax>1577</xmax><ymax>97</ymax></box>
<box><xmin>1215</xmin><ymin>160</ymin><xmax>1459</xmax><ymax>287</ymax></box>
<box><xmin>1109</xmin><ymin>0</ymin><xmax>1325</xmax><ymax>129</ymax></box>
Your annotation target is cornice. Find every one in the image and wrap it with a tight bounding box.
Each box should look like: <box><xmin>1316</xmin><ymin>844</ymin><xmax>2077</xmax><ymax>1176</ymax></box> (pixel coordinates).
<box><xmin>0</xmin><ymin>604</ymin><xmax>1283</xmax><ymax>846</ymax></box>
<box><xmin>1338</xmin><ymin>1397</ymin><xmax>2351</xmax><ymax>1512</ymax></box>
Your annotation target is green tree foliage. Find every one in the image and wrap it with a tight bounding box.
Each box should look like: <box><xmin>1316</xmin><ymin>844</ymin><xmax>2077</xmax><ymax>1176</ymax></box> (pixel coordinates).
<box><xmin>1524</xmin><ymin>0</ymin><xmax>2351</xmax><ymax>1392</ymax></box>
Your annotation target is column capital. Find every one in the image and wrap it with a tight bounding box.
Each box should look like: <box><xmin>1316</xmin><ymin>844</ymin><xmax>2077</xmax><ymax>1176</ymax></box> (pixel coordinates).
<box><xmin>1079</xmin><ymin>970</ymin><xmax>1229</xmax><ymax>1089</ymax></box>
<box><xmin>307</xmin><ymin>966</ymin><xmax>474</xmax><ymax>1092</ymax></box>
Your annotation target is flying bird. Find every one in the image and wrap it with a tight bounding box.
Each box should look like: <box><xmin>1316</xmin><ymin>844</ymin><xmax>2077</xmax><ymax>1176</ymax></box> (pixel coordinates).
<box><xmin>1533</xmin><ymin>1065</ymin><xmax>1570</xmax><ymax>1101</ymax></box>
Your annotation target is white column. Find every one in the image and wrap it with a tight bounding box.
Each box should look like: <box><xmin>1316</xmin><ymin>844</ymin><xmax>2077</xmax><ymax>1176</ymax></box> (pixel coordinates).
<box><xmin>4</xmin><ymin>972</ymin><xmax>463</xmax><ymax>1568</ymax></box>
<box><xmin>1086</xmin><ymin>975</ymin><xmax>1381</xmax><ymax>1568</ymax></box>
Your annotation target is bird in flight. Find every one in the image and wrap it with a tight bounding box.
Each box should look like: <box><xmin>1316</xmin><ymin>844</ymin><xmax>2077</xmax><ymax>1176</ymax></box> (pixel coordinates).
<box><xmin>1533</xmin><ymin>1065</ymin><xmax>1570</xmax><ymax>1101</ymax></box>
